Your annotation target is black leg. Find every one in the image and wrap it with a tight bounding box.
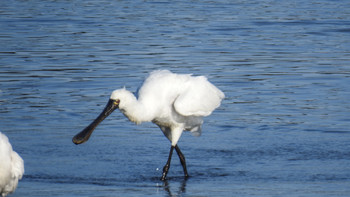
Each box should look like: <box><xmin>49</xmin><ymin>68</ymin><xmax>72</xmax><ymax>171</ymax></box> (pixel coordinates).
<box><xmin>161</xmin><ymin>146</ymin><xmax>175</xmax><ymax>181</ymax></box>
<box><xmin>175</xmin><ymin>145</ymin><xmax>189</xmax><ymax>178</ymax></box>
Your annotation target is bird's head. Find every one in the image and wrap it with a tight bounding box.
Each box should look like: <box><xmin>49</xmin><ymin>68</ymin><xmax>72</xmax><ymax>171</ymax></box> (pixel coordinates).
<box><xmin>110</xmin><ymin>88</ymin><xmax>135</xmax><ymax>110</ymax></box>
<box><xmin>72</xmin><ymin>88</ymin><xmax>135</xmax><ymax>145</ymax></box>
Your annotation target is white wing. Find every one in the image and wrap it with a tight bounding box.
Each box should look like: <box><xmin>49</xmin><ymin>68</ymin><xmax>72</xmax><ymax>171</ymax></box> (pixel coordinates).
<box><xmin>0</xmin><ymin>132</ymin><xmax>24</xmax><ymax>197</ymax></box>
<box><xmin>174</xmin><ymin>76</ymin><xmax>224</xmax><ymax>117</ymax></box>
<box><xmin>5</xmin><ymin>151</ymin><xmax>24</xmax><ymax>195</ymax></box>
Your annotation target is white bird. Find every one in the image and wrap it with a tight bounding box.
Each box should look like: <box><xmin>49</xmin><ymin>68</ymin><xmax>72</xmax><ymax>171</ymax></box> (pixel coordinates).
<box><xmin>73</xmin><ymin>70</ymin><xmax>224</xmax><ymax>180</ymax></box>
<box><xmin>0</xmin><ymin>132</ymin><xmax>24</xmax><ymax>197</ymax></box>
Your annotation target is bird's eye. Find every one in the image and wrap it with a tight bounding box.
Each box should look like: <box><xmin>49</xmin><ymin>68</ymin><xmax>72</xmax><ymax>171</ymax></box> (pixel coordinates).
<box><xmin>114</xmin><ymin>100</ymin><xmax>120</xmax><ymax>105</ymax></box>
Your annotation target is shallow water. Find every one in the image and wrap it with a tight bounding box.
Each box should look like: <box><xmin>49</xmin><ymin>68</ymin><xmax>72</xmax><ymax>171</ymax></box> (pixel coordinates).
<box><xmin>1</xmin><ymin>0</ymin><xmax>350</xmax><ymax>196</ymax></box>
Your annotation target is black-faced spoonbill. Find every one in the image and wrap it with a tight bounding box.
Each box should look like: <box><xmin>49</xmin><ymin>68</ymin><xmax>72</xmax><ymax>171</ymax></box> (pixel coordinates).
<box><xmin>0</xmin><ymin>132</ymin><xmax>24</xmax><ymax>197</ymax></box>
<box><xmin>72</xmin><ymin>70</ymin><xmax>224</xmax><ymax>180</ymax></box>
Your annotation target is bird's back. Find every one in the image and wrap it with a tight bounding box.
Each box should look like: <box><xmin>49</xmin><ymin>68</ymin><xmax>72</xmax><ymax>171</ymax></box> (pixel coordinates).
<box><xmin>138</xmin><ymin>70</ymin><xmax>224</xmax><ymax>117</ymax></box>
<box><xmin>137</xmin><ymin>70</ymin><xmax>190</xmax><ymax>112</ymax></box>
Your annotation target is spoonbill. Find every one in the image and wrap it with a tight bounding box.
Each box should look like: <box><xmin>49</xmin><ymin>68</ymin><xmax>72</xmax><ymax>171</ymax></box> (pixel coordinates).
<box><xmin>0</xmin><ymin>132</ymin><xmax>24</xmax><ymax>197</ymax></box>
<box><xmin>72</xmin><ymin>70</ymin><xmax>224</xmax><ymax>180</ymax></box>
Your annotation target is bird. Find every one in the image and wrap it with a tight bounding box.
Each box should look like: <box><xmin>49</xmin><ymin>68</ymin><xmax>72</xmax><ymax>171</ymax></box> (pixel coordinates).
<box><xmin>0</xmin><ymin>132</ymin><xmax>24</xmax><ymax>197</ymax></box>
<box><xmin>72</xmin><ymin>70</ymin><xmax>224</xmax><ymax>180</ymax></box>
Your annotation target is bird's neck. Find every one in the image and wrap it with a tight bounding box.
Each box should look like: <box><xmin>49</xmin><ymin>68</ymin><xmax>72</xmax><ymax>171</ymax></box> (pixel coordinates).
<box><xmin>119</xmin><ymin>93</ymin><xmax>154</xmax><ymax>124</ymax></box>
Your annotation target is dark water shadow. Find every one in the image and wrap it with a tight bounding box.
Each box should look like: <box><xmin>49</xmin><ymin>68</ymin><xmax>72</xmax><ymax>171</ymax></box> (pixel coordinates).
<box><xmin>159</xmin><ymin>178</ymin><xmax>187</xmax><ymax>197</ymax></box>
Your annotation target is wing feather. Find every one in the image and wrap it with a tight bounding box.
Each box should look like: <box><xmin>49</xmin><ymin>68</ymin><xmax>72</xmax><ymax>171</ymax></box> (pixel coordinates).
<box><xmin>174</xmin><ymin>76</ymin><xmax>224</xmax><ymax>117</ymax></box>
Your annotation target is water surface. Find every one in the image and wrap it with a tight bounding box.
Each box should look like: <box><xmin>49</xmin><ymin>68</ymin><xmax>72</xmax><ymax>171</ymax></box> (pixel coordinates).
<box><xmin>1</xmin><ymin>0</ymin><xmax>350</xmax><ymax>196</ymax></box>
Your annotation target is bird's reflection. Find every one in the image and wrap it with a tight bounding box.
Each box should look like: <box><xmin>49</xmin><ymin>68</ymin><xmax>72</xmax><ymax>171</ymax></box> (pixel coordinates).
<box><xmin>162</xmin><ymin>178</ymin><xmax>188</xmax><ymax>197</ymax></box>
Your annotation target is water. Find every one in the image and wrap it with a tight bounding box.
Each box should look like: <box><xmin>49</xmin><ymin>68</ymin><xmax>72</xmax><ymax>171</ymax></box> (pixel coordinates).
<box><xmin>1</xmin><ymin>0</ymin><xmax>350</xmax><ymax>196</ymax></box>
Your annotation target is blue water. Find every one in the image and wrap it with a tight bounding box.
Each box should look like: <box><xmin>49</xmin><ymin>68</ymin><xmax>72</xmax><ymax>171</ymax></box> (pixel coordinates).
<box><xmin>1</xmin><ymin>0</ymin><xmax>350</xmax><ymax>196</ymax></box>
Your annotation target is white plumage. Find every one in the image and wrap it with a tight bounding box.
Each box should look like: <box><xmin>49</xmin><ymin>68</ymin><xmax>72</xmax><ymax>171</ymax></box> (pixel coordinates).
<box><xmin>110</xmin><ymin>70</ymin><xmax>224</xmax><ymax>145</ymax></box>
<box><xmin>73</xmin><ymin>70</ymin><xmax>224</xmax><ymax>180</ymax></box>
<box><xmin>0</xmin><ymin>132</ymin><xmax>24</xmax><ymax>197</ymax></box>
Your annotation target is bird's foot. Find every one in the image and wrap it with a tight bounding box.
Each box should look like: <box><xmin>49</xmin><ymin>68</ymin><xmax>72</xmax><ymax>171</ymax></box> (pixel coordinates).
<box><xmin>161</xmin><ymin>174</ymin><xmax>166</xmax><ymax>181</ymax></box>
<box><xmin>161</xmin><ymin>164</ymin><xmax>170</xmax><ymax>181</ymax></box>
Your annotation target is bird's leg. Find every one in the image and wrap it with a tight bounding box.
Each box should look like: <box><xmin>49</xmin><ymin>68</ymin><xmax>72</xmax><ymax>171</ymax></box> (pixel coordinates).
<box><xmin>161</xmin><ymin>145</ymin><xmax>175</xmax><ymax>181</ymax></box>
<box><xmin>175</xmin><ymin>145</ymin><xmax>189</xmax><ymax>178</ymax></box>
